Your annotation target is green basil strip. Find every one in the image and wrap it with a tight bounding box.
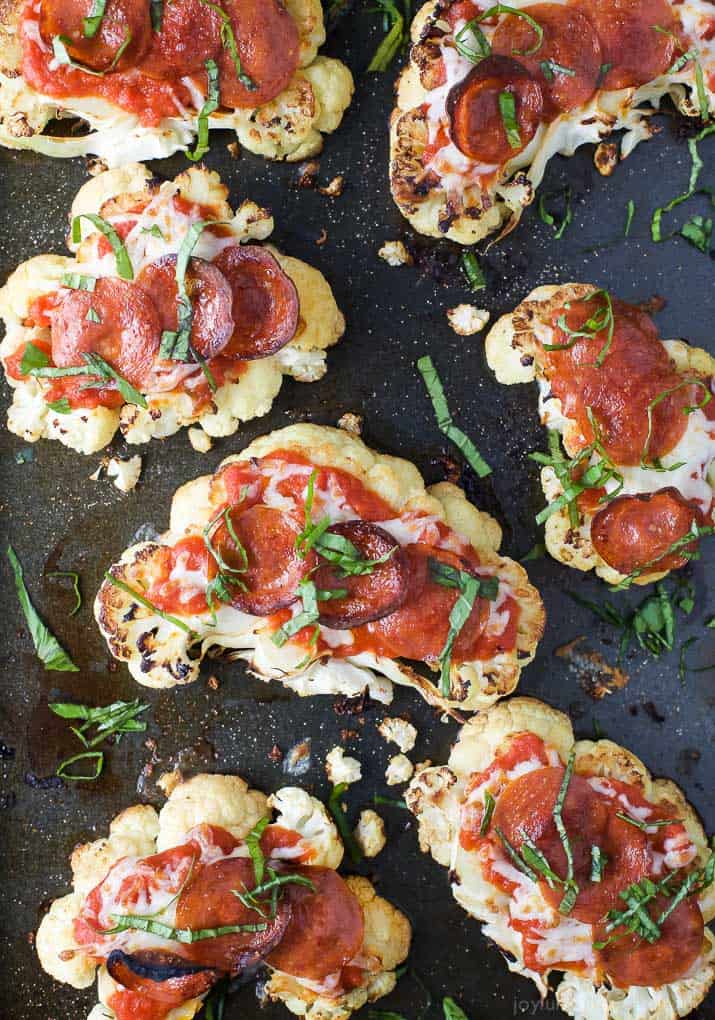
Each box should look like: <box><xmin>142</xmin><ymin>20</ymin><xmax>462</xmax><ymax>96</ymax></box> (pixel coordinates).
<box><xmin>314</xmin><ymin>531</ymin><xmax>395</xmax><ymax>577</ymax></box>
<box><xmin>47</xmin><ymin>398</ymin><xmax>72</xmax><ymax>414</ymax></box>
<box><xmin>246</xmin><ymin>816</ymin><xmax>270</xmax><ymax>885</ymax></box>
<box><xmin>103</xmin><ymin>571</ymin><xmax>200</xmax><ymax>639</ymax></box>
<box><xmin>436</xmin><ymin>572</ymin><xmax>479</xmax><ymax>697</ymax></box>
<box><xmin>86</xmin><ymin>306</ymin><xmax>101</xmax><ymax>323</ymax></box>
<box><xmin>295</xmin><ymin>470</ymin><xmax>331</xmax><ymax>557</ymax></box>
<box><xmin>610</xmin><ymin>521</ymin><xmax>713</xmax><ymax>590</ymax></box>
<box><xmin>443</xmin><ymin>998</ymin><xmax>470</xmax><ymax>1020</ymax></box>
<box><xmin>456</xmin><ymin>4</ymin><xmax>543</xmax><ymax>63</ymax></box>
<box><xmin>460</xmin><ymin>251</ymin><xmax>486</xmax><ymax>291</ymax></box>
<box><xmin>106</xmin><ymin>915</ymin><xmax>268</xmax><ymax>941</ymax></box>
<box><xmin>373</xmin><ymin>793</ymin><xmax>408</xmax><ymax>809</ymax></box>
<box><xmin>150</xmin><ymin>0</ymin><xmax>164</xmax><ymax>32</ymax></box>
<box><xmin>624</xmin><ymin>199</ymin><xmax>635</xmax><ymax>237</ymax></box>
<box><xmin>8</xmin><ymin>546</ymin><xmax>79</xmax><ymax>672</ymax></box>
<box><xmin>552</xmin><ymin>749</ymin><xmax>578</xmax><ymax>914</ymax></box>
<box><xmin>479</xmin><ymin>790</ymin><xmax>496</xmax><ymax>836</ymax></box>
<box><xmin>160</xmin><ymin>218</ymin><xmax>221</xmax><ymax>361</ymax></box>
<box><xmin>367</xmin><ymin>0</ymin><xmax>406</xmax><ymax>73</ymax></box>
<box><xmin>83</xmin><ymin>0</ymin><xmax>107</xmax><ymax>38</ymax></box>
<box><xmin>186</xmin><ymin>59</ymin><xmax>220</xmax><ymax>163</ymax></box>
<box><xmin>271</xmin><ymin>579</ymin><xmax>325</xmax><ymax>648</ymax></box>
<box><xmin>61</xmin><ymin>272</ymin><xmax>96</xmax><ymax>291</ymax></box>
<box><xmin>518</xmin><ymin>831</ymin><xmax>563</xmax><ymax>889</ymax></box>
<box><xmin>327</xmin><ymin>782</ymin><xmax>363</xmax><ymax>864</ymax></box>
<box><xmin>417</xmin><ymin>355</ymin><xmax>492</xmax><ymax>477</ymax></box>
<box><xmin>498</xmin><ymin>90</ymin><xmax>521</xmax><ymax>149</ymax></box>
<box><xmin>56</xmin><ymin>750</ymin><xmax>104</xmax><ymax>781</ymax></box>
<box><xmin>71</xmin><ymin>212</ymin><xmax>134</xmax><ymax>279</ymax></box>
<box><xmin>681</xmin><ymin>213</ymin><xmax>712</xmax><ymax>253</ymax></box>
<box><xmin>49</xmin><ymin>698</ymin><xmax>148</xmax><ymax>748</ymax></box>
<box><xmin>641</xmin><ymin>379</ymin><xmax>711</xmax><ymax>469</ymax></box>
<box><xmin>46</xmin><ymin>571</ymin><xmax>82</xmax><ymax>616</ymax></box>
<box><xmin>53</xmin><ymin>28</ymin><xmax>131</xmax><ymax>75</ymax></box>
<box><xmin>33</xmin><ymin>352</ymin><xmax>147</xmax><ymax>408</ymax></box>
<box><xmin>540</xmin><ymin>59</ymin><xmax>575</xmax><ymax>81</ymax></box>
<box><xmin>652</xmin><ymin>124</ymin><xmax>715</xmax><ymax>242</ymax></box>
<box><xmin>538</xmin><ymin>186</ymin><xmax>573</xmax><ymax>239</ymax></box>
<box><xmin>199</xmin><ymin>0</ymin><xmax>255</xmax><ymax>88</ymax></box>
<box><xmin>590</xmin><ymin>845</ymin><xmax>608</xmax><ymax>882</ymax></box>
<box><xmin>494</xmin><ymin>825</ymin><xmax>538</xmax><ymax>882</ymax></box>
<box><xmin>20</xmin><ymin>341</ymin><xmax>50</xmax><ymax>375</ymax></box>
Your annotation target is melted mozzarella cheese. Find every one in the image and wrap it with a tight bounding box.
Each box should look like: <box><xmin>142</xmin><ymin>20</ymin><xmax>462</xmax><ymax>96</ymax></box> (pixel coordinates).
<box><xmin>534</xmin><ymin>917</ymin><xmax>595</xmax><ymax>968</ymax></box>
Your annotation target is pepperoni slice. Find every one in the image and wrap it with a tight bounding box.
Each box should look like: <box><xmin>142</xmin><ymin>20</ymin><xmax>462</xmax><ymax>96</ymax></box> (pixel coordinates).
<box><xmin>578</xmin><ymin>0</ymin><xmax>678</xmax><ymax>90</ymax></box>
<box><xmin>211</xmin><ymin>246</ymin><xmax>299</xmax><ymax>361</ymax></box>
<box><xmin>216</xmin><ymin>0</ymin><xmax>300</xmax><ymax>109</ymax></box>
<box><xmin>106</xmin><ymin>950</ymin><xmax>219</xmax><ymax>1006</ymax></box>
<box><xmin>136</xmin><ymin>255</ymin><xmax>234</xmax><ymax>360</ymax></box>
<box><xmin>266</xmin><ymin>867</ymin><xmax>364</xmax><ymax>981</ymax></box>
<box><xmin>39</xmin><ymin>0</ymin><xmax>152</xmax><ymax>72</ymax></box>
<box><xmin>366</xmin><ymin>544</ymin><xmax>490</xmax><ymax>663</ymax></box>
<box><xmin>591</xmin><ymin>489</ymin><xmax>701</xmax><ymax>577</ymax></box>
<box><xmin>211</xmin><ymin>505</ymin><xmax>316</xmax><ymax>616</ymax></box>
<box><xmin>447</xmin><ymin>55</ymin><xmax>544</xmax><ymax>165</ymax></box>
<box><xmin>491</xmin><ymin>4</ymin><xmax>602</xmax><ymax>113</ymax></box>
<box><xmin>313</xmin><ymin>522</ymin><xmax>409</xmax><ymax>630</ymax></box>
<box><xmin>596</xmin><ymin>895</ymin><xmax>704</xmax><ymax>988</ymax></box>
<box><xmin>138</xmin><ymin>0</ymin><xmax>222</xmax><ymax>79</ymax></box>
<box><xmin>174</xmin><ymin>857</ymin><xmax>291</xmax><ymax>971</ymax></box>
<box><xmin>51</xmin><ymin>278</ymin><xmax>161</xmax><ymax>391</ymax></box>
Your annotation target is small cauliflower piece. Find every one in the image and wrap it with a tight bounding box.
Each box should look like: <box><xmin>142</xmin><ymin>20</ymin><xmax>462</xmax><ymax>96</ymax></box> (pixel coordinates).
<box><xmin>326</xmin><ymin>746</ymin><xmax>362</xmax><ymax>786</ymax></box>
<box><xmin>187</xmin><ymin>426</ymin><xmax>213</xmax><ymax>453</ymax></box>
<box><xmin>378</xmin><ymin>240</ymin><xmax>413</xmax><ymax>267</ymax></box>
<box><xmin>268</xmin><ymin>787</ymin><xmax>343</xmax><ymax>869</ymax></box>
<box><xmin>354</xmin><ymin>809</ymin><xmax>386</xmax><ymax>858</ymax></box>
<box><xmin>377</xmin><ymin>717</ymin><xmax>417</xmax><ymax>754</ymax></box>
<box><xmin>156</xmin><ymin>774</ymin><xmax>268</xmax><ymax>851</ymax></box>
<box><xmin>106</xmin><ymin>454</ymin><xmax>142</xmax><ymax>492</ymax></box>
<box><xmin>446</xmin><ymin>304</ymin><xmax>490</xmax><ymax>336</ymax></box>
<box><xmin>385</xmin><ymin>754</ymin><xmax>413</xmax><ymax>786</ymax></box>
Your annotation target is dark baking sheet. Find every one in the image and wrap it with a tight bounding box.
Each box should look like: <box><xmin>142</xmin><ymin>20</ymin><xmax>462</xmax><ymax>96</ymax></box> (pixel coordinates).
<box><xmin>0</xmin><ymin>9</ymin><xmax>714</xmax><ymax>1019</ymax></box>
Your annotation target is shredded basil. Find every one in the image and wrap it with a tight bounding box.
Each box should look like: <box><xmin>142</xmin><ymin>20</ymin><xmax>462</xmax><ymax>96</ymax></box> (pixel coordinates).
<box><xmin>552</xmin><ymin>750</ymin><xmax>578</xmax><ymax>914</ymax></box>
<box><xmin>368</xmin><ymin>0</ymin><xmax>411</xmax><ymax>72</ymax></box>
<box><xmin>520</xmin><ymin>543</ymin><xmax>546</xmax><ymax>562</ymax></box>
<box><xmin>71</xmin><ymin>212</ymin><xmax>133</xmax><ymax>279</ymax></box>
<box><xmin>652</xmin><ymin>124</ymin><xmax>715</xmax><ymax>243</ymax></box>
<box><xmin>53</xmin><ymin>29</ymin><xmax>132</xmax><ymax>75</ymax></box>
<box><xmin>480</xmin><ymin>790</ymin><xmax>496</xmax><ymax>836</ymax></box>
<box><xmin>203</xmin><ymin>505</ymin><xmax>248</xmax><ymax>610</ymax></box>
<box><xmin>640</xmin><ymin>379</ymin><xmax>710</xmax><ymax>470</ymax></box>
<box><xmin>47</xmin><ymin>570</ymin><xmax>82</xmax><ymax>616</ymax></box>
<box><xmin>373</xmin><ymin>793</ymin><xmax>408</xmax><ymax>809</ymax></box>
<box><xmin>159</xmin><ymin>218</ymin><xmax>221</xmax><ymax>362</ymax></box>
<box><xmin>56</xmin><ymin>750</ymin><xmax>104</xmax><ymax>781</ymax></box>
<box><xmin>199</xmin><ymin>1</ymin><xmax>255</xmax><ymax>89</ymax></box>
<box><xmin>150</xmin><ymin>0</ymin><xmax>164</xmax><ymax>32</ymax></box>
<box><xmin>679</xmin><ymin>634</ymin><xmax>699</xmax><ymax>684</ymax></box>
<box><xmin>61</xmin><ymin>272</ymin><xmax>96</xmax><ymax>291</ymax></box>
<box><xmin>609</xmin><ymin>521</ymin><xmax>713</xmax><ymax>590</ymax></box>
<box><xmin>498</xmin><ymin>90</ymin><xmax>521</xmax><ymax>149</ymax></box>
<box><xmin>141</xmin><ymin>223</ymin><xmax>165</xmax><ymax>239</ymax></box>
<box><xmin>82</xmin><ymin>0</ymin><xmax>107</xmax><ymax>38</ymax></box>
<box><xmin>186</xmin><ymin>59</ymin><xmax>220</xmax><ymax>162</ymax></box>
<box><xmin>518</xmin><ymin>831</ymin><xmax>563</xmax><ymax>889</ymax></box>
<box><xmin>539</xmin><ymin>59</ymin><xmax>575</xmax><ymax>82</ymax></box>
<box><xmin>624</xmin><ymin>199</ymin><xmax>635</xmax><ymax>237</ymax></box>
<box><xmin>460</xmin><ymin>251</ymin><xmax>486</xmax><ymax>292</ymax></box>
<box><xmin>313</xmin><ymin>530</ymin><xmax>395</xmax><ymax>577</ymax></box>
<box><xmin>103</xmin><ymin>571</ymin><xmax>200</xmax><ymax>639</ymax></box>
<box><xmin>49</xmin><ymin>698</ymin><xmax>148</xmax><ymax>749</ymax></box>
<box><xmin>246</xmin><ymin>816</ymin><xmax>270</xmax><ymax>885</ymax></box>
<box><xmin>596</xmin><ymin>62</ymin><xmax>612</xmax><ymax>87</ymax></box>
<box><xmin>530</xmin><ymin>426</ymin><xmax>623</xmax><ymax>529</ymax></box>
<box><xmin>616</xmin><ymin>812</ymin><xmax>681</xmax><ymax>831</ymax></box>
<box><xmin>20</xmin><ymin>341</ymin><xmax>50</xmax><ymax>375</ymax></box>
<box><xmin>85</xmin><ymin>306</ymin><xmax>101</xmax><ymax>323</ymax></box>
<box><xmin>538</xmin><ymin>186</ymin><xmax>573</xmax><ymax>239</ymax></box>
<box><xmin>106</xmin><ymin>915</ymin><xmax>268</xmax><ymax>941</ymax></box>
<box><xmin>8</xmin><ymin>546</ymin><xmax>78</xmax><ymax>672</ymax></box>
<box><xmin>590</xmin><ymin>845</ymin><xmax>608</xmax><ymax>882</ymax></box>
<box><xmin>443</xmin><ymin>999</ymin><xmax>470</xmax><ymax>1020</ymax></box>
<box><xmin>30</xmin><ymin>351</ymin><xmax>147</xmax><ymax>408</ymax></box>
<box><xmin>47</xmin><ymin>398</ymin><xmax>72</xmax><ymax>414</ymax></box>
<box><xmin>271</xmin><ymin>579</ymin><xmax>320</xmax><ymax>648</ymax></box>
<box><xmin>681</xmin><ymin>213</ymin><xmax>712</xmax><ymax>252</ymax></box>
<box><xmin>295</xmin><ymin>470</ymin><xmax>331</xmax><ymax>557</ymax></box>
<box><xmin>417</xmin><ymin>355</ymin><xmax>492</xmax><ymax>477</ymax></box>
<box><xmin>456</xmin><ymin>4</ymin><xmax>543</xmax><ymax>63</ymax></box>
<box><xmin>327</xmin><ymin>782</ymin><xmax>363</xmax><ymax>864</ymax></box>
<box><xmin>494</xmin><ymin>825</ymin><xmax>538</xmax><ymax>882</ymax></box>
<box><xmin>544</xmin><ymin>289</ymin><xmax>614</xmax><ymax>366</ymax></box>
<box><xmin>434</xmin><ymin>569</ymin><xmax>479</xmax><ymax>696</ymax></box>
<box><xmin>233</xmin><ymin>871</ymin><xmax>315</xmax><ymax>916</ymax></box>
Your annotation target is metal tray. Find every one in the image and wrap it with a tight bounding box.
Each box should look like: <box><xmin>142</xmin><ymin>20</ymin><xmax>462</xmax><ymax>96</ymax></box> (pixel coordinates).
<box><xmin>0</xmin><ymin>9</ymin><xmax>713</xmax><ymax>1018</ymax></box>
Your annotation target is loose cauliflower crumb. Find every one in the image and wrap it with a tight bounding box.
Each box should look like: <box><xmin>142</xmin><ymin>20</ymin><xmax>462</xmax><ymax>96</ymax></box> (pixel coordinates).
<box><xmin>156</xmin><ymin>770</ymin><xmax>183</xmax><ymax>797</ymax></box>
<box><xmin>325</xmin><ymin>746</ymin><xmax>362</xmax><ymax>785</ymax></box>
<box><xmin>106</xmin><ymin>455</ymin><xmax>142</xmax><ymax>492</ymax></box>
<box><xmin>354</xmin><ymin>809</ymin><xmax>386</xmax><ymax>858</ymax></box>
<box><xmin>187</xmin><ymin>426</ymin><xmax>213</xmax><ymax>453</ymax></box>
<box><xmin>378</xmin><ymin>240</ymin><xmax>413</xmax><ymax>267</ymax></box>
<box><xmin>446</xmin><ymin>304</ymin><xmax>490</xmax><ymax>336</ymax></box>
<box><xmin>385</xmin><ymin>754</ymin><xmax>413</xmax><ymax>786</ymax></box>
<box><xmin>377</xmin><ymin>717</ymin><xmax>417</xmax><ymax>754</ymax></box>
<box><xmin>337</xmin><ymin>412</ymin><xmax>363</xmax><ymax>436</ymax></box>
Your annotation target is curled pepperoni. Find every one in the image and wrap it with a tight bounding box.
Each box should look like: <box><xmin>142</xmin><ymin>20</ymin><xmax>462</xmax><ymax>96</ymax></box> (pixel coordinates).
<box><xmin>175</xmin><ymin>857</ymin><xmax>291</xmax><ymax>971</ymax></box>
<box><xmin>211</xmin><ymin>505</ymin><xmax>315</xmax><ymax>616</ymax></box>
<box><xmin>216</xmin><ymin>0</ymin><xmax>300</xmax><ymax>109</ymax></box>
<box><xmin>447</xmin><ymin>55</ymin><xmax>544</xmax><ymax>165</ymax></box>
<box><xmin>266</xmin><ymin>867</ymin><xmax>364</xmax><ymax>981</ymax></box>
<box><xmin>138</xmin><ymin>0</ymin><xmax>222</xmax><ymax>78</ymax></box>
<box><xmin>212</xmin><ymin>245</ymin><xmax>299</xmax><ymax>360</ymax></box>
<box><xmin>39</xmin><ymin>0</ymin><xmax>151</xmax><ymax>72</ymax></box>
<box><xmin>313</xmin><ymin>522</ymin><xmax>409</xmax><ymax>630</ymax></box>
<box><xmin>578</xmin><ymin>0</ymin><xmax>678</xmax><ymax>90</ymax></box>
<box><xmin>136</xmin><ymin>255</ymin><xmax>234</xmax><ymax>360</ymax></box>
<box><xmin>597</xmin><ymin>894</ymin><xmax>704</xmax><ymax>988</ymax></box>
<box><xmin>51</xmin><ymin>277</ymin><xmax>161</xmax><ymax>390</ymax></box>
<box><xmin>106</xmin><ymin>950</ymin><xmax>219</xmax><ymax>1005</ymax></box>
<box><xmin>366</xmin><ymin>544</ymin><xmax>489</xmax><ymax>663</ymax></box>
<box><xmin>591</xmin><ymin>488</ymin><xmax>702</xmax><ymax>577</ymax></box>
<box><xmin>491</xmin><ymin>4</ymin><xmax>602</xmax><ymax>113</ymax></box>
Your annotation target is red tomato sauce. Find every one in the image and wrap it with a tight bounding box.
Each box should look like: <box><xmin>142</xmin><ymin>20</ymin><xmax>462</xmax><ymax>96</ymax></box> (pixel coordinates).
<box><xmin>145</xmin><ymin>535</ymin><xmax>211</xmax><ymax>615</ymax></box>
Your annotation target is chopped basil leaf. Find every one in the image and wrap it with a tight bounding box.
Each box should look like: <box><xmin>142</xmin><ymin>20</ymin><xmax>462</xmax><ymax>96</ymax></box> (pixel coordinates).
<box><xmin>436</xmin><ymin>570</ymin><xmax>479</xmax><ymax>697</ymax></box>
<box><xmin>624</xmin><ymin>199</ymin><xmax>635</xmax><ymax>237</ymax></box>
<box><xmin>456</xmin><ymin>5</ymin><xmax>543</xmax><ymax>63</ymax></box>
<box><xmin>641</xmin><ymin>379</ymin><xmax>710</xmax><ymax>470</ymax></box>
<box><xmin>186</xmin><ymin>58</ymin><xmax>220</xmax><ymax>162</ymax></box>
<box><xmin>596</xmin><ymin>62</ymin><xmax>612</xmax><ymax>86</ymax></box>
<box><xmin>544</xmin><ymin>289</ymin><xmax>614</xmax><ymax>365</ymax></box>
<box><xmin>203</xmin><ymin>505</ymin><xmax>249</xmax><ymax>611</ymax></box>
<box><xmin>49</xmin><ymin>698</ymin><xmax>148</xmax><ymax>749</ymax></box>
<box><xmin>480</xmin><ymin>790</ymin><xmax>496</xmax><ymax>836</ymax></box>
<box><xmin>103</xmin><ymin>571</ymin><xmax>200</xmax><ymax>639</ymax></box>
<box><xmin>20</xmin><ymin>341</ymin><xmax>49</xmax><ymax>375</ymax></box>
<box><xmin>8</xmin><ymin>546</ymin><xmax>78</xmax><ymax>672</ymax></box>
<box><xmin>429</xmin><ymin>558</ymin><xmax>499</xmax><ymax>601</ymax></box>
<box><xmin>520</xmin><ymin>542</ymin><xmax>546</xmax><ymax>562</ymax></box>
<box><xmin>681</xmin><ymin>213</ymin><xmax>712</xmax><ymax>252</ymax></box>
<box><xmin>367</xmin><ymin>0</ymin><xmax>410</xmax><ymax>73</ymax></box>
<box><xmin>538</xmin><ymin>186</ymin><xmax>573</xmax><ymax>239</ymax></box>
<box><xmin>106</xmin><ymin>914</ymin><xmax>267</xmax><ymax>942</ymax></box>
<box><xmin>314</xmin><ymin>530</ymin><xmax>395</xmax><ymax>577</ymax></box>
<box><xmin>679</xmin><ymin>635</ymin><xmax>699</xmax><ymax>684</ymax></box>
<box><xmin>590</xmin><ymin>845</ymin><xmax>608</xmax><ymax>882</ymax></box>
<box><xmin>32</xmin><ymin>351</ymin><xmax>147</xmax><ymax>408</ymax></box>
<box><xmin>83</xmin><ymin>0</ymin><xmax>107</xmax><ymax>38</ymax></box>
<box><xmin>47</xmin><ymin>570</ymin><xmax>82</xmax><ymax>616</ymax></box>
<box><xmin>443</xmin><ymin>998</ymin><xmax>470</xmax><ymax>1020</ymax></box>
<box><xmin>609</xmin><ymin>521</ymin><xmax>713</xmax><ymax>590</ymax></box>
<box><xmin>159</xmin><ymin>218</ymin><xmax>222</xmax><ymax>362</ymax></box>
<box><xmin>61</xmin><ymin>272</ymin><xmax>96</xmax><ymax>291</ymax></box>
<box><xmin>56</xmin><ymin>750</ymin><xmax>104</xmax><ymax>781</ymax></box>
<box><xmin>53</xmin><ymin>28</ymin><xmax>131</xmax><ymax>75</ymax></box>
<box><xmin>552</xmin><ymin>749</ymin><xmax>578</xmax><ymax>914</ymax></box>
<box><xmin>417</xmin><ymin>355</ymin><xmax>492</xmax><ymax>477</ymax></box>
<box><xmin>233</xmin><ymin>871</ymin><xmax>315</xmax><ymax>917</ymax></box>
<box><xmin>327</xmin><ymin>782</ymin><xmax>363</xmax><ymax>864</ymax></box>
<box><xmin>150</xmin><ymin>0</ymin><xmax>163</xmax><ymax>32</ymax></box>
<box><xmin>47</xmin><ymin>398</ymin><xmax>72</xmax><ymax>414</ymax></box>
<box><xmin>141</xmin><ymin>224</ymin><xmax>165</xmax><ymax>239</ymax></box>
<box><xmin>460</xmin><ymin>251</ymin><xmax>486</xmax><ymax>292</ymax></box>
<box><xmin>270</xmin><ymin>579</ymin><xmax>346</xmax><ymax>649</ymax></box>
<box><xmin>518</xmin><ymin>831</ymin><xmax>563</xmax><ymax>889</ymax></box>
<box><xmin>246</xmin><ymin>816</ymin><xmax>270</xmax><ymax>885</ymax></box>
<box><xmin>530</xmin><ymin>425</ymin><xmax>623</xmax><ymax>528</ymax></box>
<box><xmin>373</xmin><ymin>793</ymin><xmax>408</xmax><ymax>809</ymax></box>
<box><xmin>498</xmin><ymin>90</ymin><xmax>521</xmax><ymax>149</ymax></box>
<box><xmin>540</xmin><ymin>59</ymin><xmax>575</xmax><ymax>81</ymax></box>
<box><xmin>295</xmin><ymin>470</ymin><xmax>331</xmax><ymax>557</ymax></box>
<box><xmin>199</xmin><ymin>0</ymin><xmax>255</xmax><ymax>89</ymax></box>
<box><xmin>71</xmin><ymin>212</ymin><xmax>134</xmax><ymax>279</ymax></box>
<box><xmin>495</xmin><ymin>825</ymin><xmax>538</xmax><ymax>882</ymax></box>
<box><xmin>652</xmin><ymin>124</ymin><xmax>715</xmax><ymax>243</ymax></box>
<box><xmin>85</xmin><ymin>306</ymin><xmax>101</xmax><ymax>323</ymax></box>
<box><xmin>616</xmin><ymin>812</ymin><xmax>681</xmax><ymax>831</ymax></box>
<box><xmin>695</xmin><ymin>60</ymin><xmax>709</xmax><ymax>120</ymax></box>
